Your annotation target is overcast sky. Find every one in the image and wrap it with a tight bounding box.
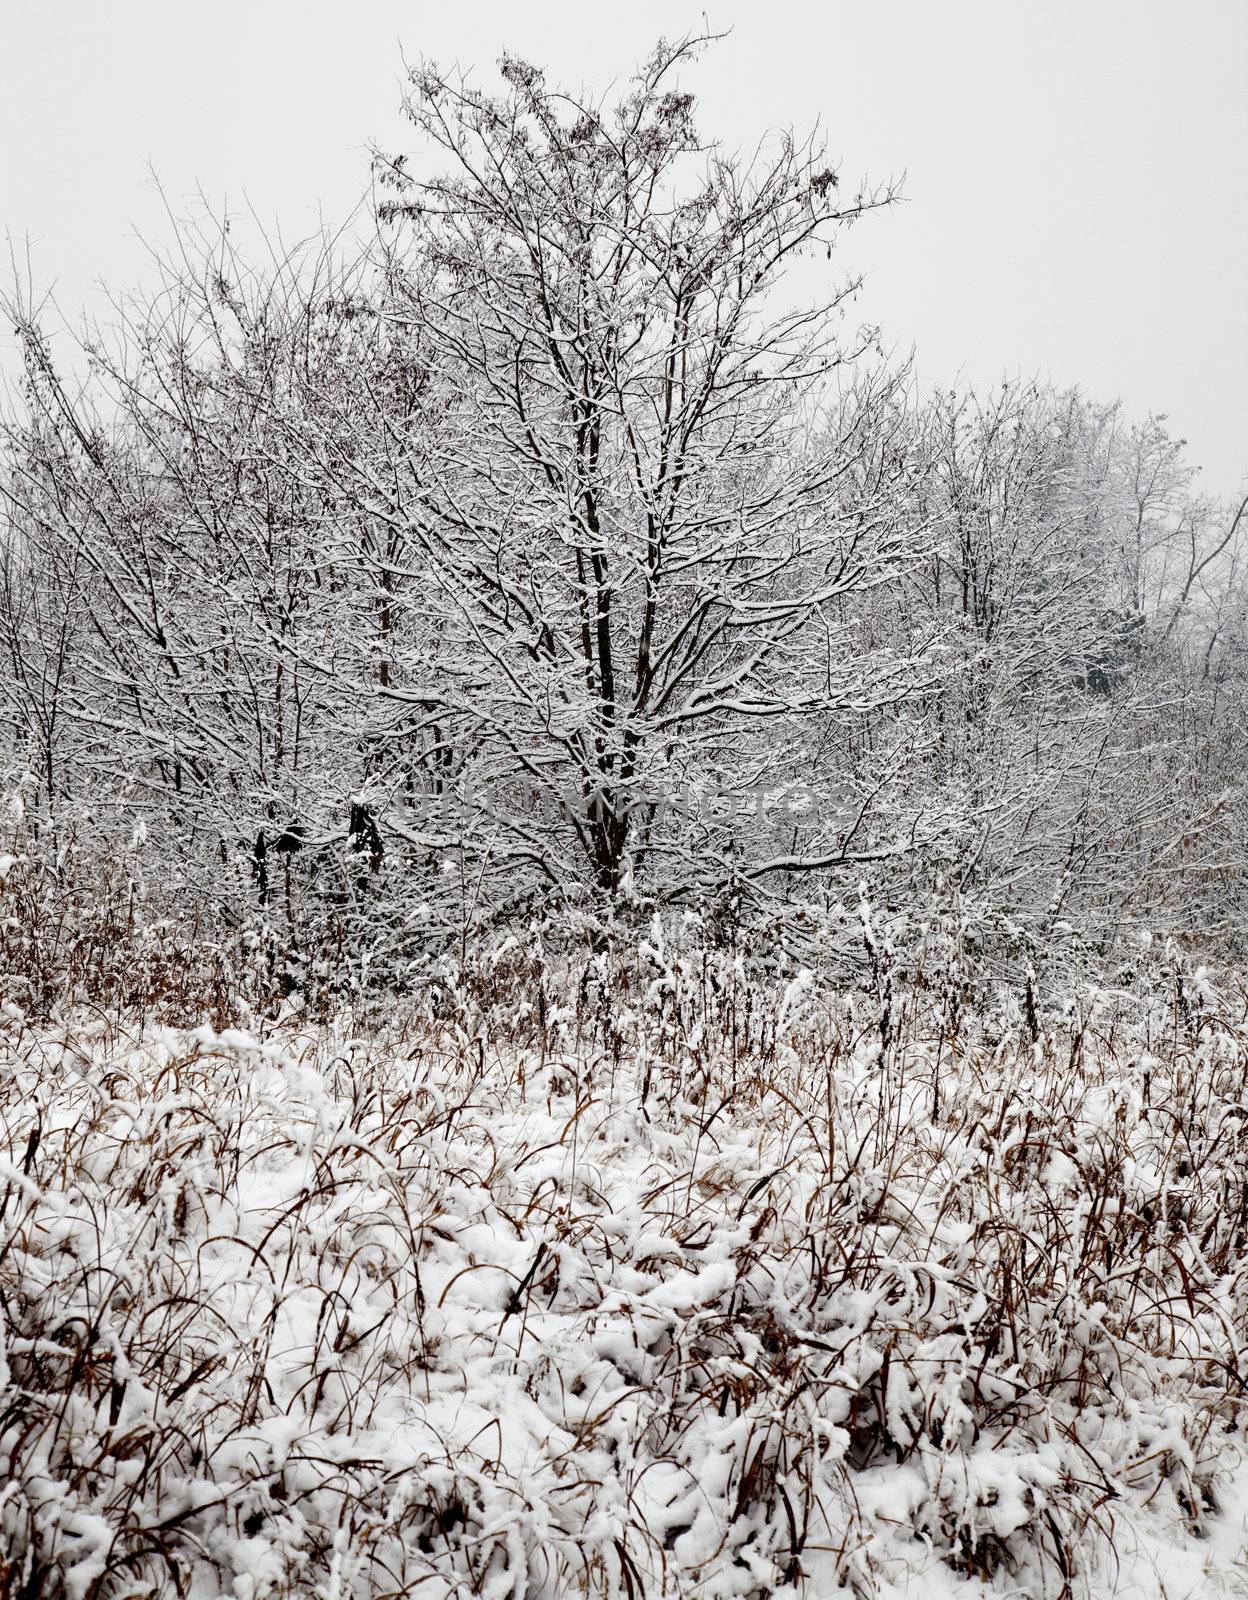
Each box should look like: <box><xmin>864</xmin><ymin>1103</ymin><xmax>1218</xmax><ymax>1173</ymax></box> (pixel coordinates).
<box><xmin>2</xmin><ymin>0</ymin><xmax>1245</xmax><ymax>496</ymax></box>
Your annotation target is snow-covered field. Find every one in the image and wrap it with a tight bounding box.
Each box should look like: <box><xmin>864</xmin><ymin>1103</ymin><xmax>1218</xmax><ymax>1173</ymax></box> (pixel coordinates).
<box><xmin>3</xmin><ymin>969</ymin><xmax>1248</xmax><ymax>1598</ymax></box>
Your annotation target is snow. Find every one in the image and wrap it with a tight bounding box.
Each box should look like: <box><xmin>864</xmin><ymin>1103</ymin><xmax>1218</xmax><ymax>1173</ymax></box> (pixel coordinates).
<box><xmin>1</xmin><ymin>989</ymin><xmax>1247</xmax><ymax>1597</ymax></box>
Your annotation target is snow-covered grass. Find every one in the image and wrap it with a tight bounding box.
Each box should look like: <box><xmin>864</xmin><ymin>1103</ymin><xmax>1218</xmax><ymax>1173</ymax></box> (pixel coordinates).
<box><xmin>2</xmin><ymin>957</ymin><xmax>1248</xmax><ymax>1599</ymax></box>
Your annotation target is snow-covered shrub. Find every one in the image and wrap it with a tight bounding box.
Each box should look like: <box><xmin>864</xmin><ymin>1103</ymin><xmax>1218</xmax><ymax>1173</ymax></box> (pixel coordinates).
<box><xmin>1</xmin><ymin>962</ymin><xmax>1246</xmax><ymax>1598</ymax></box>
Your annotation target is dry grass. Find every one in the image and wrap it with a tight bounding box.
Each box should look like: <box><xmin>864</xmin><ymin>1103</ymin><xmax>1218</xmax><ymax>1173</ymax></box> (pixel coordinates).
<box><xmin>1</xmin><ymin>944</ymin><xmax>1247</xmax><ymax>1598</ymax></box>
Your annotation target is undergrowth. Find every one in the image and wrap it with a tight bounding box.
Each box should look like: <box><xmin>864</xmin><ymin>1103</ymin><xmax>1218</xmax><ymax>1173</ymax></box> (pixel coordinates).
<box><xmin>1</xmin><ymin>938</ymin><xmax>1247</xmax><ymax>1597</ymax></box>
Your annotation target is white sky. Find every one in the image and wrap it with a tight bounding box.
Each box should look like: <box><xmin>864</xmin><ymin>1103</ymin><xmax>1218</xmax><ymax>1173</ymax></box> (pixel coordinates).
<box><xmin>2</xmin><ymin>0</ymin><xmax>1245</xmax><ymax>496</ymax></box>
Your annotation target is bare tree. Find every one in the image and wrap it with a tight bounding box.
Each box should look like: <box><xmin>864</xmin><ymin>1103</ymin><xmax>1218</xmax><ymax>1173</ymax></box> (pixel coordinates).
<box><xmin>360</xmin><ymin>37</ymin><xmax>929</xmax><ymax>899</ymax></box>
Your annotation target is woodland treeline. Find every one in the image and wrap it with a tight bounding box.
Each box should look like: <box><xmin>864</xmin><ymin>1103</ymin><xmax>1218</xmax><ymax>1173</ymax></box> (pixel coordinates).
<box><xmin>1</xmin><ymin>38</ymin><xmax>1244</xmax><ymax>1006</ymax></box>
